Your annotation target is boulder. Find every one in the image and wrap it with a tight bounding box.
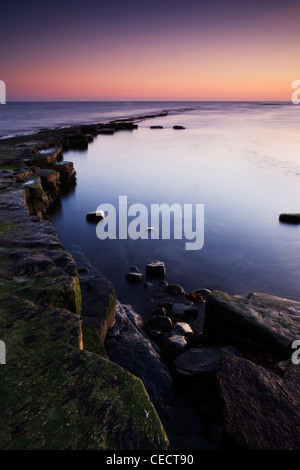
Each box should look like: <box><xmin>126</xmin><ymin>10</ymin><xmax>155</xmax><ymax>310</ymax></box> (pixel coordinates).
<box><xmin>204</xmin><ymin>291</ymin><xmax>300</xmax><ymax>360</ymax></box>
<box><xmin>173</xmin><ymin>125</ymin><xmax>185</xmax><ymax>130</ymax></box>
<box><xmin>218</xmin><ymin>353</ymin><xmax>300</xmax><ymax>450</ymax></box>
<box><xmin>174</xmin><ymin>346</ymin><xmax>241</xmax><ymax>376</ymax></box>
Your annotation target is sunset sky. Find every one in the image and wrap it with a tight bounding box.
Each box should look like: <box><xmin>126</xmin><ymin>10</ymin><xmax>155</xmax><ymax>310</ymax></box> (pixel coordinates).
<box><xmin>1</xmin><ymin>0</ymin><xmax>299</xmax><ymax>101</ymax></box>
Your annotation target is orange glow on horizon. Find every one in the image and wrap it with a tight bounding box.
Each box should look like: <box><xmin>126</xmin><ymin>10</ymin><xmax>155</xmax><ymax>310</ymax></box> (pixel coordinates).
<box><xmin>3</xmin><ymin>2</ymin><xmax>300</xmax><ymax>101</ymax></box>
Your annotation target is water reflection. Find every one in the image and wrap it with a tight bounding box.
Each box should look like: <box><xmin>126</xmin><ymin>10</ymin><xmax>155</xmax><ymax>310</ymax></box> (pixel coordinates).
<box><xmin>49</xmin><ymin>103</ymin><xmax>300</xmax><ymax>314</ymax></box>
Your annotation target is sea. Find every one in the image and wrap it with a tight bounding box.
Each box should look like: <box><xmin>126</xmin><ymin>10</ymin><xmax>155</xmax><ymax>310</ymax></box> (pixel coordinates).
<box><xmin>1</xmin><ymin>101</ymin><xmax>300</xmax><ymax>319</ymax></box>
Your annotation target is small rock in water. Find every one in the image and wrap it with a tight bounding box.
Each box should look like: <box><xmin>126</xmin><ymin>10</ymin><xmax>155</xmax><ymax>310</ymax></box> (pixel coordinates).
<box><xmin>171</xmin><ymin>322</ymin><xmax>193</xmax><ymax>337</ymax></box>
<box><xmin>125</xmin><ymin>272</ymin><xmax>143</xmax><ymax>283</ymax></box>
<box><xmin>157</xmin><ymin>300</ymin><xmax>174</xmax><ymax>310</ymax></box>
<box><xmin>164</xmin><ymin>335</ymin><xmax>187</xmax><ymax>353</ymax></box>
<box><xmin>171</xmin><ymin>303</ymin><xmax>189</xmax><ymax>317</ymax></box>
<box><xmin>150</xmin><ymin>125</ymin><xmax>164</xmax><ymax>129</ymax></box>
<box><xmin>166</xmin><ymin>284</ymin><xmax>185</xmax><ymax>295</ymax></box>
<box><xmin>129</xmin><ymin>265</ymin><xmax>140</xmax><ymax>273</ymax></box>
<box><xmin>86</xmin><ymin>210</ymin><xmax>105</xmax><ymax>222</ymax></box>
<box><xmin>143</xmin><ymin>282</ymin><xmax>154</xmax><ymax>289</ymax></box>
<box><xmin>279</xmin><ymin>213</ymin><xmax>300</xmax><ymax>224</ymax></box>
<box><xmin>151</xmin><ymin>307</ymin><xmax>167</xmax><ymax>316</ymax></box>
<box><xmin>173</xmin><ymin>125</ymin><xmax>185</xmax><ymax>130</ymax></box>
<box><xmin>146</xmin><ymin>260</ymin><xmax>166</xmax><ymax>279</ymax></box>
<box><xmin>156</xmin><ymin>280</ymin><xmax>168</xmax><ymax>288</ymax></box>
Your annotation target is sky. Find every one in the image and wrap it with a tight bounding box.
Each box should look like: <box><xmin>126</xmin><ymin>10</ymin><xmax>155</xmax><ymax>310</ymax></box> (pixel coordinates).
<box><xmin>0</xmin><ymin>0</ymin><xmax>299</xmax><ymax>101</ymax></box>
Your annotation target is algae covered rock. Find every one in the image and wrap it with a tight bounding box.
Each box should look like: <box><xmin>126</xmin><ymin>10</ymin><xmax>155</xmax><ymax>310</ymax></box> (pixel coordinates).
<box><xmin>0</xmin><ymin>175</ymin><xmax>168</xmax><ymax>450</ymax></box>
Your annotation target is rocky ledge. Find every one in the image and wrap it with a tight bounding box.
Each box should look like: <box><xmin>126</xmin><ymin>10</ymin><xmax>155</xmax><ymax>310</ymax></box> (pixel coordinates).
<box><xmin>0</xmin><ymin>116</ymin><xmax>169</xmax><ymax>450</ymax></box>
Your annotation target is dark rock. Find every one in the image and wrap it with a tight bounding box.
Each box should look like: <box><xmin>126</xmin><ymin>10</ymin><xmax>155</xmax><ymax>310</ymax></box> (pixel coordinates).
<box><xmin>98</xmin><ymin>127</ymin><xmax>115</xmax><ymax>135</ymax></box>
<box><xmin>113</xmin><ymin>121</ymin><xmax>138</xmax><ymax>130</ymax></box>
<box><xmin>173</xmin><ymin>125</ymin><xmax>185</xmax><ymax>130</ymax></box>
<box><xmin>149</xmin><ymin>315</ymin><xmax>172</xmax><ymax>332</ymax></box>
<box><xmin>150</xmin><ymin>125</ymin><xmax>164</xmax><ymax>129</ymax></box>
<box><xmin>125</xmin><ymin>272</ymin><xmax>144</xmax><ymax>283</ymax></box>
<box><xmin>164</xmin><ymin>335</ymin><xmax>187</xmax><ymax>354</ymax></box>
<box><xmin>53</xmin><ymin>161</ymin><xmax>76</xmax><ymax>185</ymax></box>
<box><xmin>279</xmin><ymin>213</ymin><xmax>300</xmax><ymax>224</ymax></box>
<box><xmin>182</xmin><ymin>306</ymin><xmax>199</xmax><ymax>321</ymax></box>
<box><xmin>86</xmin><ymin>211</ymin><xmax>105</xmax><ymax>223</ymax></box>
<box><xmin>174</xmin><ymin>345</ymin><xmax>241</xmax><ymax>376</ymax></box>
<box><xmin>143</xmin><ymin>282</ymin><xmax>154</xmax><ymax>289</ymax></box>
<box><xmin>129</xmin><ymin>265</ymin><xmax>140</xmax><ymax>273</ymax></box>
<box><xmin>105</xmin><ymin>303</ymin><xmax>214</xmax><ymax>450</ymax></box>
<box><xmin>166</xmin><ymin>284</ymin><xmax>185</xmax><ymax>295</ymax></box>
<box><xmin>152</xmin><ymin>307</ymin><xmax>167</xmax><ymax>316</ymax></box>
<box><xmin>157</xmin><ymin>298</ymin><xmax>175</xmax><ymax>310</ymax></box>
<box><xmin>146</xmin><ymin>260</ymin><xmax>166</xmax><ymax>278</ymax></box>
<box><xmin>171</xmin><ymin>303</ymin><xmax>190</xmax><ymax>317</ymax></box>
<box><xmin>62</xmin><ymin>133</ymin><xmax>89</xmax><ymax>149</ymax></box>
<box><xmin>149</xmin><ymin>329</ymin><xmax>161</xmax><ymax>338</ymax></box>
<box><xmin>204</xmin><ymin>291</ymin><xmax>300</xmax><ymax>361</ymax></box>
<box><xmin>156</xmin><ymin>280</ymin><xmax>168</xmax><ymax>288</ymax></box>
<box><xmin>186</xmin><ymin>288</ymin><xmax>212</xmax><ymax>301</ymax></box>
<box><xmin>171</xmin><ymin>322</ymin><xmax>194</xmax><ymax>337</ymax></box>
<box><xmin>218</xmin><ymin>353</ymin><xmax>300</xmax><ymax>450</ymax></box>
<box><xmin>80</xmin><ymin>275</ymin><xmax>116</xmax><ymax>344</ymax></box>
<box><xmin>37</xmin><ymin>168</ymin><xmax>61</xmax><ymax>203</ymax></box>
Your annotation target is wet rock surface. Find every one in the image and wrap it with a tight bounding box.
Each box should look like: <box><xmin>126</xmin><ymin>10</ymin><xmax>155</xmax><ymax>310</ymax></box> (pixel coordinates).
<box><xmin>218</xmin><ymin>353</ymin><xmax>300</xmax><ymax>450</ymax></box>
<box><xmin>204</xmin><ymin>291</ymin><xmax>300</xmax><ymax>362</ymax></box>
<box><xmin>105</xmin><ymin>302</ymin><xmax>216</xmax><ymax>450</ymax></box>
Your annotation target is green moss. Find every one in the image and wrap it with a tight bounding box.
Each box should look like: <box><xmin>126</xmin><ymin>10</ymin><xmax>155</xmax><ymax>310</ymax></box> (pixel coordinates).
<box><xmin>82</xmin><ymin>325</ymin><xmax>107</xmax><ymax>357</ymax></box>
<box><xmin>0</xmin><ymin>164</ymin><xmax>19</xmax><ymax>170</ymax></box>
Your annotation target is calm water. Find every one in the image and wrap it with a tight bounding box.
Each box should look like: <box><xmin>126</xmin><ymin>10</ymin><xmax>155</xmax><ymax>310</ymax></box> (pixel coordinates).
<box><xmin>43</xmin><ymin>102</ymin><xmax>300</xmax><ymax>315</ymax></box>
